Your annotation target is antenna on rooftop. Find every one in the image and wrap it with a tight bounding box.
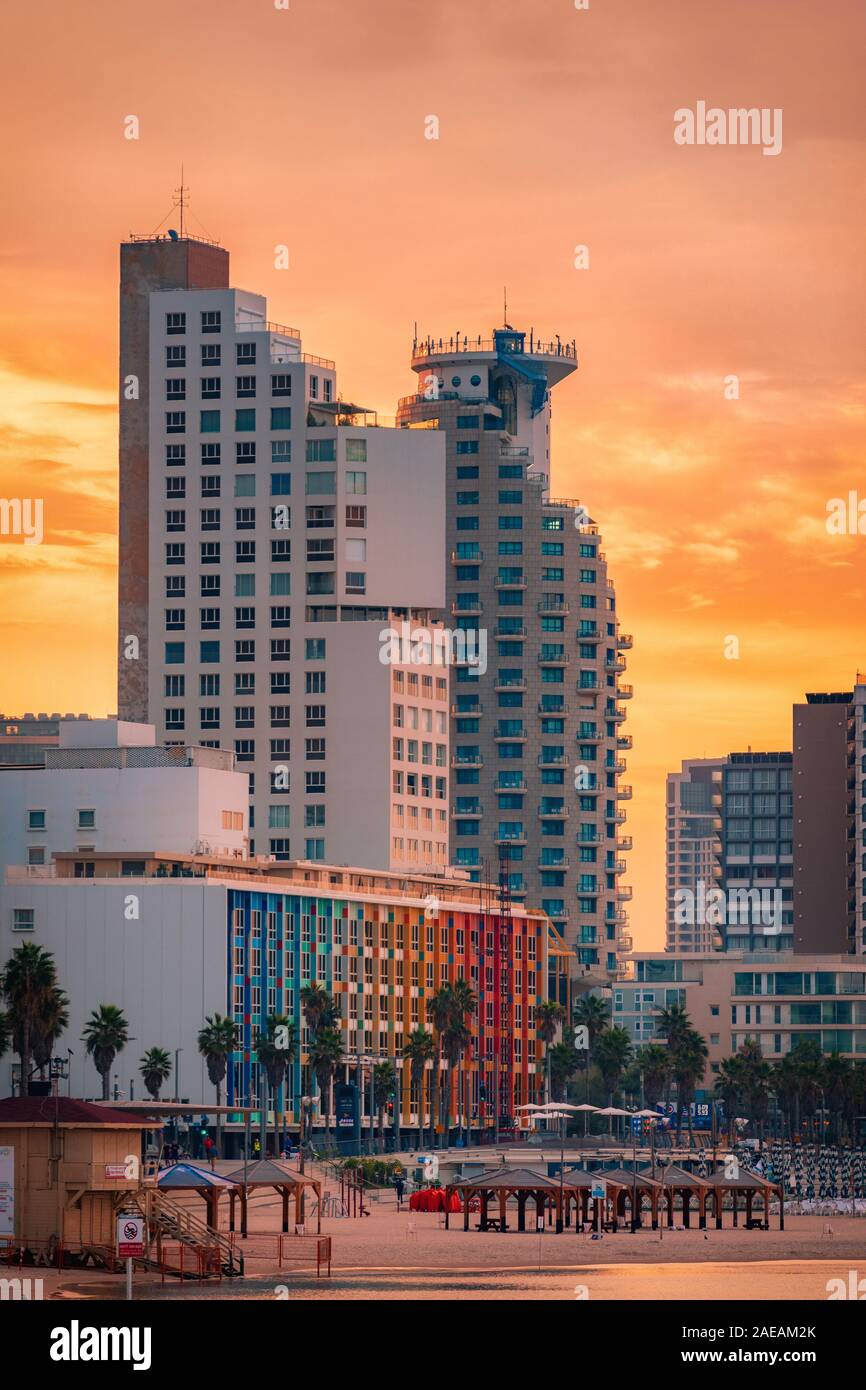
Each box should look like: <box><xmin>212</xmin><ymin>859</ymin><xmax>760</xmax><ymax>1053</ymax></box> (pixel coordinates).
<box><xmin>503</xmin><ymin>286</ymin><xmax>507</xmax><ymax>327</ymax></box>
<box><xmin>174</xmin><ymin>167</ymin><xmax>187</xmax><ymax>239</ymax></box>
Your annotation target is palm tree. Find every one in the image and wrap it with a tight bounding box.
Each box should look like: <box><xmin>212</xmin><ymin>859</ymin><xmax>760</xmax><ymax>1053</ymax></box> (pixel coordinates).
<box><xmin>822</xmin><ymin>1053</ymin><xmax>851</xmax><ymax>1145</ymax></box>
<box><xmin>373</xmin><ymin>1061</ymin><xmax>396</xmax><ymax>1153</ymax></box>
<box><xmin>593</xmin><ymin>1027</ymin><xmax>634</xmax><ymax>1134</ymax></box>
<box><xmin>548</xmin><ymin>1041</ymin><xmax>579</xmax><ymax>1102</ymax></box>
<box><xmin>300</xmin><ymin>982</ymin><xmax>334</xmax><ymax>1036</ymax></box>
<box><xmin>307</xmin><ymin>1026</ymin><xmax>342</xmax><ymax>1144</ymax></box>
<box><xmin>572</xmin><ymin>993</ymin><xmax>611</xmax><ymax>1047</ymax></box>
<box><xmin>715</xmin><ymin>1055</ymin><xmax>746</xmax><ymax>1142</ymax></box>
<box><xmin>197</xmin><ymin>1013</ymin><xmax>239</xmax><ymax>1157</ymax></box>
<box><xmin>32</xmin><ymin>987</ymin><xmax>69</xmax><ymax>1079</ymax></box>
<box><xmin>671</xmin><ymin>1028</ymin><xmax>708</xmax><ymax>1145</ymax></box>
<box><xmin>2</xmin><ymin>943</ymin><xmax>58</xmax><ymax>1095</ymax></box>
<box><xmin>82</xmin><ymin>1004</ymin><xmax>130</xmax><ymax>1100</ymax></box>
<box><xmin>255</xmin><ymin>1015</ymin><xmax>295</xmax><ymax>1157</ymax></box>
<box><xmin>738</xmin><ymin>1038</ymin><xmax>773</xmax><ymax>1149</ymax></box>
<box><xmin>655</xmin><ymin>1002</ymin><xmax>692</xmax><ymax>1047</ymax></box>
<box><xmin>536</xmin><ymin>1000</ymin><xmax>566</xmax><ymax>1106</ymax></box>
<box><xmin>139</xmin><ymin>1047</ymin><xmax>172</xmax><ymax>1101</ymax></box>
<box><xmin>638</xmin><ymin>1043</ymin><xmax>672</xmax><ymax>1109</ymax></box>
<box><xmin>446</xmin><ymin>978</ymin><xmax>477</xmax><ymax>1144</ymax></box>
<box><xmin>427</xmin><ymin>985</ymin><xmax>454</xmax><ymax>1146</ymax></box>
<box><xmin>403</xmin><ymin>1027</ymin><xmax>435</xmax><ymax>1146</ymax></box>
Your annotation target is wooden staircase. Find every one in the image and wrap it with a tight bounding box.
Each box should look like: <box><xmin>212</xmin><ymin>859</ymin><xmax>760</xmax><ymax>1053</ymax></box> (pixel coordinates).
<box><xmin>123</xmin><ymin>1188</ymin><xmax>243</xmax><ymax>1278</ymax></box>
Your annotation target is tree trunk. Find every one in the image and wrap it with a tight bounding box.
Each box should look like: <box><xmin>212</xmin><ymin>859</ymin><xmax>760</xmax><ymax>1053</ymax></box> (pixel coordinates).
<box><xmin>102</xmin><ymin>1067</ymin><xmax>110</xmax><ymax>1101</ymax></box>
<box><xmin>20</xmin><ymin>1020</ymin><xmax>31</xmax><ymax>1097</ymax></box>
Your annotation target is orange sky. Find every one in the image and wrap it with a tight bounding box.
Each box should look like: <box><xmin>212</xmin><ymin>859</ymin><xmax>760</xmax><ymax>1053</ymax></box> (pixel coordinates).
<box><xmin>2</xmin><ymin>0</ymin><xmax>865</xmax><ymax>947</ymax></box>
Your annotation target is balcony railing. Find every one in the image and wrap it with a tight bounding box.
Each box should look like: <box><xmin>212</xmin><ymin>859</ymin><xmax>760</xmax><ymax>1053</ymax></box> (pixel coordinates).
<box><xmin>236</xmin><ymin>317</ymin><xmax>301</xmax><ymax>339</ymax></box>
<box><xmin>412</xmin><ymin>334</ymin><xmax>577</xmax><ymax>362</ymax></box>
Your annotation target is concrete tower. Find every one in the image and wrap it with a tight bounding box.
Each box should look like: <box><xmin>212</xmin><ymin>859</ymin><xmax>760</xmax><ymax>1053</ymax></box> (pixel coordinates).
<box><xmin>397</xmin><ymin>327</ymin><xmax>632</xmax><ymax>980</ymax></box>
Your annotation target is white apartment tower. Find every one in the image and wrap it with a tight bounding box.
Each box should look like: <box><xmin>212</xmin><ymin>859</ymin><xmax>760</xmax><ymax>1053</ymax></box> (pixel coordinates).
<box><xmin>118</xmin><ymin>233</ymin><xmax>448</xmax><ymax>871</ymax></box>
<box><xmin>397</xmin><ymin>328</ymin><xmax>633</xmax><ymax>979</ymax></box>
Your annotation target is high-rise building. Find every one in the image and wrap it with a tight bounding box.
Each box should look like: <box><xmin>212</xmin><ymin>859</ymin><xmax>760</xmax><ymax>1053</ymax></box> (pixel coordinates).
<box><xmin>794</xmin><ymin>680</ymin><xmax>866</xmax><ymax>955</ymax></box>
<box><xmin>117</xmin><ymin>233</ymin><xmax>449</xmax><ymax>872</ymax></box>
<box><xmin>396</xmin><ymin>328</ymin><xmax>632</xmax><ymax>979</ymax></box>
<box><xmin>665</xmin><ymin>758</ymin><xmax>724</xmax><ymax>953</ymax></box>
<box><xmin>666</xmin><ymin>751</ymin><xmax>794</xmax><ymax>954</ymax></box>
<box><xmin>715</xmin><ymin>751</ymin><xmax>794</xmax><ymax>953</ymax></box>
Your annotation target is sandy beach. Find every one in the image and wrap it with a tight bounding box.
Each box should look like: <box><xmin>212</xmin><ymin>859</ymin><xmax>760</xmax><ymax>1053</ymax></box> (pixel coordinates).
<box><xmin>36</xmin><ymin>1182</ymin><xmax>866</xmax><ymax>1301</ymax></box>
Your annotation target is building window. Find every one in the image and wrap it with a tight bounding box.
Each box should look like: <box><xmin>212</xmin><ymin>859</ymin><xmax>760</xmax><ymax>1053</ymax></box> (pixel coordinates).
<box><xmin>12</xmin><ymin>908</ymin><xmax>35</xmax><ymax>932</ymax></box>
<box><xmin>201</xmin><ymin>310</ymin><xmax>221</xmax><ymax>334</ymax></box>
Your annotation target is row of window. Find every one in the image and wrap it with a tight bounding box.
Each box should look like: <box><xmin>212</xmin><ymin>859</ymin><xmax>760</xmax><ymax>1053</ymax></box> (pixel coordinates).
<box><xmin>165</xmin><ymin>373</ymin><xmax>294</xmax><ymax>399</ymax></box>
<box><xmin>162</xmin><ymin>542</ymin><xmax>365</xmax><ymax>587</ymax></box>
<box><xmin>25</xmin><ymin>809</ymin><xmax>95</xmax><ymax>832</ymax></box>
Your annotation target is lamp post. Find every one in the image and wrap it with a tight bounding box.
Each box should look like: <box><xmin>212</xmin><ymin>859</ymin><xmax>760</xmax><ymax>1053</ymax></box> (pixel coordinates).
<box><xmin>173</xmin><ymin>1049</ymin><xmax>183</xmax><ymax>1147</ymax></box>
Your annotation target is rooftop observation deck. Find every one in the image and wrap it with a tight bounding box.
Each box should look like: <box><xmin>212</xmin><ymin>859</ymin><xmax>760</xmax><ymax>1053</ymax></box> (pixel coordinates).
<box><xmin>411</xmin><ymin>328</ymin><xmax>577</xmax><ymax>381</ymax></box>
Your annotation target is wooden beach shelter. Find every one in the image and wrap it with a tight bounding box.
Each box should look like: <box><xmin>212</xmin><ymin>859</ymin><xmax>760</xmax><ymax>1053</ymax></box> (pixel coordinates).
<box><xmin>445</xmin><ymin>1166</ymin><xmax>563</xmax><ymax>1233</ymax></box>
<box><xmin>702</xmin><ymin>1164</ymin><xmax>783</xmax><ymax>1231</ymax></box>
<box><xmin>155</xmin><ymin>1162</ymin><xmax>237</xmax><ymax>1231</ymax></box>
<box><xmin>654</xmin><ymin>1163</ymin><xmax>713</xmax><ymax>1229</ymax></box>
<box><xmin>223</xmin><ymin>1159</ymin><xmax>322</xmax><ymax>1235</ymax></box>
<box><xmin>595</xmin><ymin>1167</ymin><xmax>664</xmax><ymax>1231</ymax></box>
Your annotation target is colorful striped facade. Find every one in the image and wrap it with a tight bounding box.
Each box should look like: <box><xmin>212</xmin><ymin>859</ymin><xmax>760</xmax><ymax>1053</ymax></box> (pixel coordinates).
<box><xmin>225</xmin><ymin>871</ymin><xmax>571</xmax><ymax>1135</ymax></box>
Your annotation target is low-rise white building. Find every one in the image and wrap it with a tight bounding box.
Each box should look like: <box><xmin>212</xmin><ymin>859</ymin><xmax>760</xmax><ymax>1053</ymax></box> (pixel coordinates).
<box><xmin>0</xmin><ymin>719</ymin><xmax>249</xmax><ymax>872</ymax></box>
